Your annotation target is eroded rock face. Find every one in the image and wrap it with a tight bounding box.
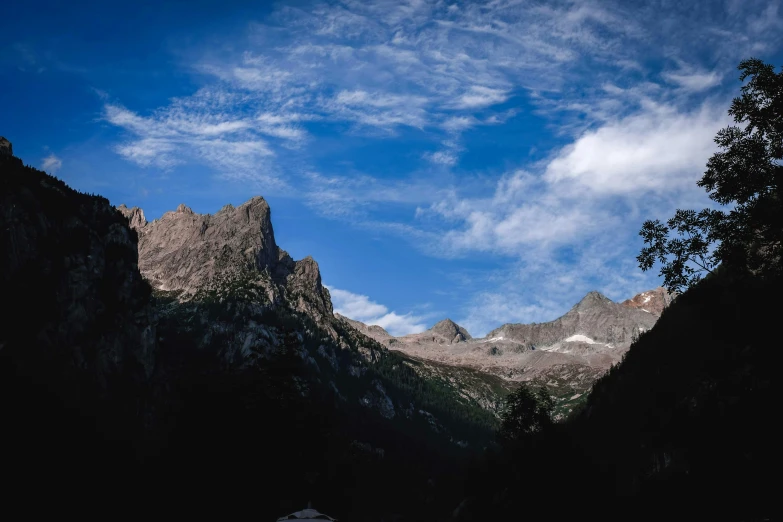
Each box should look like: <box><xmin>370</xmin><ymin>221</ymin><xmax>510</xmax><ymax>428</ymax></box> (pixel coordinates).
<box><xmin>621</xmin><ymin>287</ymin><xmax>674</xmax><ymax>316</ymax></box>
<box><xmin>342</xmin><ymin>288</ymin><xmax>669</xmax><ymax>417</ymax></box>
<box><xmin>430</xmin><ymin>319</ymin><xmax>472</xmax><ymax>343</ymax></box>
<box><xmin>116</xmin><ymin>204</ymin><xmax>147</xmax><ymax>230</ymax></box>
<box><xmin>489</xmin><ymin>290</ymin><xmax>658</xmax><ymax>346</ymax></box>
<box><xmin>117</xmin><ymin>197</ymin><xmax>332</xmax><ymax>316</ymax></box>
<box><xmin>120</xmin><ymin>197</ymin><xmax>279</xmax><ymax>293</ymax></box>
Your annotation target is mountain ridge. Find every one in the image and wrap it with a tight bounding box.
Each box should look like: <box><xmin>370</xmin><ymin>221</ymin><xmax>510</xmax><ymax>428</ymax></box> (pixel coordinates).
<box><xmin>118</xmin><ymin>197</ymin><xmax>333</xmax><ymax>320</ymax></box>
<box><xmin>341</xmin><ymin>287</ymin><xmax>672</xmax><ymax>417</ymax></box>
<box><xmin>2</xmin><ymin>140</ymin><xmax>507</xmax><ymax>520</ymax></box>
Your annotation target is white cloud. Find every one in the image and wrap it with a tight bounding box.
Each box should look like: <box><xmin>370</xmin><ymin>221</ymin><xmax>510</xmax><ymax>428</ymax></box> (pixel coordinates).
<box><xmin>97</xmin><ymin>0</ymin><xmax>783</xmax><ymax>336</ymax></box>
<box><xmin>544</xmin><ymin>102</ymin><xmax>730</xmax><ymax>196</ymax></box>
<box><xmin>41</xmin><ymin>154</ymin><xmax>62</xmax><ymax>173</ymax></box>
<box><xmin>371</xmin><ymin>311</ymin><xmax>428</xmax><ymax>336</ymax></box>
<box><xmin>452</xmin><ymin>86</ymin><xmax>510</xmax><ymax>109</ymax></box>
<box><xmin>105</xmin><ymin>0</ymin><xmax>663</xmax><ymax>173</ymax></box>
<box><xmin>328</xmin><ymin>286</ymin><xmax>427</xmax><ymax>336</ymax></box>
<box><xmin>424</xmin><ymin>150</ymin><xmax>458</xmax><ymax>166</ymax></box>
<box><xmin>663</xmin><ymin>70</ymin><xmax>722</xmax><ymax>92</ymax></box>
<box><xmin>328</xmin><ymin>287</ymin><xmax>388</xmax><ymax>319</ymax></box>
<box><xmin>103</xmin><ymin>97</ymin><xmax>284</xmax><ymax>184</ymax></box>
<box><xmin>458</xmin><ymin>291</ymin><xmax>563</xmax><ymax>338</ymax></box>
<box><xmin>303</xmin><ymin>171</ymin><xmax>443</xmax><ymax>218</ymax></box>
<box><xmin>422</xmin><ymin>100</ymin><xmax>727</xmax><ymax>260</ymax></box>
<box><xmin>662</xmin><ymin>61</ymin><xmax>723</xmax><ymax>92</ymax></box>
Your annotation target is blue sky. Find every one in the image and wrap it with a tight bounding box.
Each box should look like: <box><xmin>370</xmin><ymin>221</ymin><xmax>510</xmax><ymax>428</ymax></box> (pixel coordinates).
<box><xmin>2</xmin><ymin>0</ymin><xmax>782</xmax><ymax>336</ymax></box>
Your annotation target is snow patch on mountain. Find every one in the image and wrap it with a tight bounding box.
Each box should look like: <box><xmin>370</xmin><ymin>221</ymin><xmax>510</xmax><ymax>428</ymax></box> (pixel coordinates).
<box><xmin>564</xmin><ymin>334</ymin><xmax>598</xmax><ymax>344</ymax></box>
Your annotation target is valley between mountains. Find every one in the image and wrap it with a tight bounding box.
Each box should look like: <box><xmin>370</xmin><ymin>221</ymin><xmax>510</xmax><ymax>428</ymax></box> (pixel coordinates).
<box><xmin>2</xmin><ymin>135</ymin><xmax>776</xmax><ymax>521</ymax></box>
<box><xmin>117</xmin><ymin>186</ymin><xmax>673</xmax><ymax>421</ymax></box>
<box><xmin>340</xmin><ymin>287</ymin><xmax>672</xmax><ymax>418</ymax></box>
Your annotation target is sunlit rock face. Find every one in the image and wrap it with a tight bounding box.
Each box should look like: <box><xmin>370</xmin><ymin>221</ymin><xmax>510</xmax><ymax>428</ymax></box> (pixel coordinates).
<box><xmin>621</xmin><ymin>287</ymin><xmax>675</xmax><ymax>316</ymax></box>
<box><xmin>342</xmin><ymin>288</ymin><xmax>671</xmax><ymax>418</ymax></box>
<box><xmin>117</xmin><ymin>196</ymin><xmax>332</xmax><ymax>317</ymax></box>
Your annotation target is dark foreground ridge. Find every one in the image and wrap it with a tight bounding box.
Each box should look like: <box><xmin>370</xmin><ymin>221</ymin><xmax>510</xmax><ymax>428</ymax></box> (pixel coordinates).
<box><xmin>1</xmin><ymin>138</ymin><xmax>775</xmax><ymax>521</ymax></box>
<box><xmin>0</xmin><ymin>142</ymin><xmax>497</xmax><ymax>520</ymax></box>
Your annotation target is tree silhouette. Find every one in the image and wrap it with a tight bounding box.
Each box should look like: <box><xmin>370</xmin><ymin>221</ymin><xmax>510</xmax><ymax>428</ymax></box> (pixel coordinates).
<box><xmin>497</xmin><ymin>384</ymin><xmax>554</xmax><ymax>445</ymax></box>
<box><xmin>639</xmin><ymin>58</ymin><xmax>783</xmax><ymax>293</ymax></box>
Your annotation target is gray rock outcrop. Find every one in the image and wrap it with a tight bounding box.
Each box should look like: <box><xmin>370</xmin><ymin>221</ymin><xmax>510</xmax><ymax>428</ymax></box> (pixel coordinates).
<box><xmin>621</xmin><ymin>286</ymin><xmax>674</xmax><ymax>316</ymax></box>
<box><xmin>0</xmin><ymin>137</ymin><xmax>11</xmax><ymax>157</ymax></box>
<box><xmin>429</xmin><ymin>319</ymin><xmax>472</xmax><ymax>343</ymax></box>
<box><xmin>117</xmin><ymin>196</ymin><xmax>332</xmax><ymax>316</ymax></box>
<box><xmin>341</xmin><ymin>288</ymin><xmax>669</xmax><ymax>414</ymax></box>
<box><xmin>116</xmin><ymin>204</ymin><xmax>147</xmax><ymax>230</ymax></box>
<box><xmin>487</xmin><ymin>290</ymin><xmax>658</xmax><ymax>346</ymax></box>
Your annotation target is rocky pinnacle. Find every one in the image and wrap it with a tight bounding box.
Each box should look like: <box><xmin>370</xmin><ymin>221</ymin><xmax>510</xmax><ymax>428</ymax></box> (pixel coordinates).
<box><xmin>117</xmin><ymin>196</ymin><xmax>332</xmax><ymax>315</ymax></box>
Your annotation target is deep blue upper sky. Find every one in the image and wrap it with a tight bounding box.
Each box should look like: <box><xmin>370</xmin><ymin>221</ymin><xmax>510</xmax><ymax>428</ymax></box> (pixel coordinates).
<box><xmin>3</xmin><ymin>0</ymin><xmax>782</xmax><ymax>335</ymax></box>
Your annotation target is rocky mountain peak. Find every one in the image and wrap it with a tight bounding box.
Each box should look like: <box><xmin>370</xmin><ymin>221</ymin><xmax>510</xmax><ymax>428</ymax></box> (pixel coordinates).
<box><xmin>122</xmin><ymin>196</ymin><xmax>279</xmax><ymax>293</ymax></box>
<box><xmin>0</xmin><ymin>137</ymin><xmax>12</xmax><ymax>157</ymax></box>
<box><xmin>430</xmin><ymin>318</ymin><xmax>472</xmax><ymax>343</ymax></box>
<box><xmin>572</xmin><ymin>290</ymin><xmax>613</xmax><ymax>311</ymax></box>
<box><xmin>115</xmin><ymin>196</ymin><xmax>332</xmax><ymax>317</ymax></box>
<box><xmin>117</xmin><ymin>204</ymin><xmax>147</xmax><ymax>230</ymax></box>
<box><xmin>621</xmin><ymin>287</ymin><xmax>674</xmax><ymax>316</ymax></box>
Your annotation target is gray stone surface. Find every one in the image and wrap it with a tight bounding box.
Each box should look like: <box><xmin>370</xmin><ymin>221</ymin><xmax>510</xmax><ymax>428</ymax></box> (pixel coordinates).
<box><xmin>487</xmin><ymin>290</ymin><xmax>660</xmax><ymax>346</ymax></box>
<box><xmin>621</xmin><ymin>286</ymin><xmax>675</xmax><ymax>316</ymax></box>
<box><xmin>0</xmin><ymin>137</ymin><xmax>12</xmax><ymax>157</ymax></box>
<box><xmin>430</xmin><ymin>319</ymin><xmax>472</xmax><ymax>343</ymax></box>
<box><xmin>341</xmin><ymin>288</ymin><xmax>673</xmax><ymax>404</ymax></box>
<box><xmin>118</xmin><ymin>196</ymin><xmax>332</xmax><ymax>316</ymax></box>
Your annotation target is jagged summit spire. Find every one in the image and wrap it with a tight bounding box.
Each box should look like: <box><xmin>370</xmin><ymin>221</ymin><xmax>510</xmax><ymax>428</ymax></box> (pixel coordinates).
<box><xmin>114</xmin><ymin>196</ymin><xmax>332</xmax><ymax>315</ymax></box>
<box><xmin>117</xmin><ymin>204</ymin><xmax>147</xmax><ymax>229</ymax></box>
<box><xmin>573</xmin><ymin>290</ymin><xmax>612</xmax><ymax>310</ymax></box>
<box><xmin>430</xmin><ymin>318</ymin><xmax>472</xmax><ymax>342</ymax></box>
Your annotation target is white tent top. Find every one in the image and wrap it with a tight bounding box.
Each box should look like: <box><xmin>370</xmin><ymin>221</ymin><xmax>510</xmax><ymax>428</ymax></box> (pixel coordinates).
<box><xmin>276</xmin><ymin>508</ymin><xmax>337</xmax><ymax>521</ymax></box>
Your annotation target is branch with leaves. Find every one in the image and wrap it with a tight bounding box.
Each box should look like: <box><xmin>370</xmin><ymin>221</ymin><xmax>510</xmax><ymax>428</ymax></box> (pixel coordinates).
<box><xmin>639</xmin><ymin>58</ymin><xmax>783</xmax><ymax>293</ymax></box>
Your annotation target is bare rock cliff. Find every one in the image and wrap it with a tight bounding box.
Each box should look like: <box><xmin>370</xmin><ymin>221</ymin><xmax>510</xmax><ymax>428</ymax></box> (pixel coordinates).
<box><xmin>621</xmin><ymin>286</ymin><xmax>674</xmax><ymax>316</ymax></box>
<box><xmin>430</xmin><ymin>318</ymin><xmax>472</xmax><ymax>343</ymax></box>
<box><xmin>487</xmin><ymin>290</ymin><xmax>658</xmax><ymax>346</ymax></box>
<box><xmin>118</xmin><ymin>197</ymin><xmax>332</xmax><ymax>317</ymax></box>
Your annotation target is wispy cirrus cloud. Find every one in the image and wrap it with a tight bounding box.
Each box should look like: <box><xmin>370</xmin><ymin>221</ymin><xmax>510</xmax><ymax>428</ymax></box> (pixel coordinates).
<box><xmin>328</xmin><ymin>286</ymin><xmax>428</xmax><ymax>336</ymax></box>
<box><xmin>99</xmin><ymin>0</ymin><xmax>783</xmax><ymax>336</ymax></box>
<box><xmin>41</xmin><ymin>153</ymin><xmax>62</xmax><ymax>173</ymax></box>
<box><xmin>104</xmin><ymin>0</ymin><xmax>665</xmax><ymax>178</ymax></box>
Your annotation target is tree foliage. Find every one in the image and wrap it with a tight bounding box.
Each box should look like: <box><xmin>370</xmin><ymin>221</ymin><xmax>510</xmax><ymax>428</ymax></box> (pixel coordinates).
<box><xmin>497</xmin><ymin>384</ymin><xmax>554</xmax><ymax>444</ymax></box>
<box><xmin>639</xmin><ymin>58</ymin><xmax>783</xmax><ymax>293</ymax></box>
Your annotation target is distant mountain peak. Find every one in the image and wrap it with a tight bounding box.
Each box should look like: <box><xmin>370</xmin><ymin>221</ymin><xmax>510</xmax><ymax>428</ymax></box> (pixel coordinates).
<box><xmin>334</xmin><ymin>314</ymin><xmax>393</xmax><ymax>339</ymax></box>
<box><xmin>583</xmin><ymin>290</ymin><xmax>611</xmax><ymax>300</ymax></box>
<box><xmin>621</xmin><ymin>287</ymin><xmax>674</xmax><ymax>316</ymax></box>
<box><xmin>572</xmin><ymin>290</ymin><xmax>613</xmax><ymax>311</ymax></box>
<box><xmin>430</xmin><ymin>318</ymin><xmax>472</xmax><ymax>343</ymax></box>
